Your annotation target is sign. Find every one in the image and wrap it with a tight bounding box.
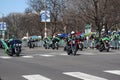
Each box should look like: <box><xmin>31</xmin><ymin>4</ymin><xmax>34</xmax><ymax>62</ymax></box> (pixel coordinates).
<box><xmin>85</xmin><ymin>24</ymin><xmax>91</xmax><ymax>34</ymax></box>
<box><xmin>85</xmin><ymin>24</ymin><xmax>91</xmax><ymax>29</ymax></box>
<box><xmin>40</xmin><ymin>10</ymin><xmax>50</xmax><ymax>22</ymax></box>
<box><xmin>0</xmin><ymin>22</ymin><xmax>7</xmax><ymax>30</ymax></box>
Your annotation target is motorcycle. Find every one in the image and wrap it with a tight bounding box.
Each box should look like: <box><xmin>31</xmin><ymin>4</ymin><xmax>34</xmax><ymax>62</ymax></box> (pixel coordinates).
<box><xmin>28</xmin><ymin>40</ymin><xmax>35</xmax><ymax>48</ymax></box>
<box><xmin>65</xmin><ymin>38</ymin><xmax>78</xmax><ymax>56</ymax></box>
<box><xmin>49</xmin><ymin>38</ymin><xmax>59</xmax><ymax>50</ymax></box>
<box><xmin>78</xmin><ymin>41</ymin><xmax>83</xmax><ymax>51</ymax></box>
<box><xmin>50</xmin><ymin>41</ymin><xmax>59</xmax><ymax>50</ymax></box>
<box><xmin>7</xmin><ymin>39</ymin><xmax>22</xmax><ymax>56</ymax></box>
<box><xmin>99</xmin><ymin>37</ymin><xmax>110</xmax><ymax>52</ymax></box>
<box><xmin>43</xmin><ymin>40</ymin><xmax>50</xmax><ymax>49</ymax></box>
<box><xmin>77</xmin><ymin>38</ymin><xmax>84</xmax><ymax>51</ymax></box>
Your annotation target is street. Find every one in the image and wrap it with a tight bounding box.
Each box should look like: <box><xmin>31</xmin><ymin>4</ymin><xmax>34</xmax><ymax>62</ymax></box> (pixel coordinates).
<box><xmin>0</xmin><ymin>47</ymin><xmax>120</xmax><ymax>80</ymax></box>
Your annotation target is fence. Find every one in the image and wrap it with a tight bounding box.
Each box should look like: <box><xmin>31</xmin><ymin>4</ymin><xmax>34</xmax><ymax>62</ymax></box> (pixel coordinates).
<box><xmin>22</xmin><ymin>39</ymin><xmax>120</xmax><ymax>49</ymax></box>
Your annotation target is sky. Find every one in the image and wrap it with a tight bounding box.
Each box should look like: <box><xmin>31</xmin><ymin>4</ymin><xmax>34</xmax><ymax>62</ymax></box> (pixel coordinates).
<box><xmin>0</xmin><ymin>0</ymin><xmax>28</xmax><ymax>18</ymax></box>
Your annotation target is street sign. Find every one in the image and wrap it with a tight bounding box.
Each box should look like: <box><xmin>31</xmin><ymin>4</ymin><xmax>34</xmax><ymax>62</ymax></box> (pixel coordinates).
<box><xmin>0</xmin><ymin>22</ymin><xmax>7</xmax><ymax>30</ymax></box>
<box><xmin>85</xmin><ymin>24</ymin><xmax>91</xmax><ymax>34</ymax></box>
<box><xmin>85</xmin><ymin>24</ymin><xmax>91</xmax><ymax>29</ymax></box>
<box><xmin>0</xmin><ymin>22</ymin><xmax>7</xmax><ymax>39</ymax></box>
<box><xmin>40</xmin><ymin>10</ymin><xmax>50</xmax><ymax>22</ymax></box>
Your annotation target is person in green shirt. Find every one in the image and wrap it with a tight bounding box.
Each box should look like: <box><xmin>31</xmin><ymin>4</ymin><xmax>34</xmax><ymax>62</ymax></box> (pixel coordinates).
<box><xmin>8</xmin><ymin>35</ymin><xmax>15</xmax><ymax>48</ymax></box>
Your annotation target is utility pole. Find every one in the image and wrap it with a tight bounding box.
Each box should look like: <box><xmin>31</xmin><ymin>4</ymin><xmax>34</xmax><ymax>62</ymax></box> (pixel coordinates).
<box><xmin>44</xmin><ymin>0</ymin><xmax>47</xmax><ymax>38</ymax></box>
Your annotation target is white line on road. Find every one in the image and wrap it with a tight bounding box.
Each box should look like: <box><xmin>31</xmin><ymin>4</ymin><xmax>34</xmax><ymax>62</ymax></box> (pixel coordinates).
<box><xmin>60</xmin><ymin>53</ymin><xmax>68</xmax><ymax>56</ymax></box>
<box><xmin>0</xmin><ymin>56</ymin><xmax>12</xmax><ymax>59</ymax></box>
<box><xmin>22</xmin><ymin>74</ymin><xmax>51</xmax><ymax>80</ymax></box>
<box><xmin>40</xmin><ymin>54</ymin><xmax>54</xmax><ymax>57</ymax></box>
<box><xmin>48</xmin><ymin>52</ymin><xmax>68</xmax><ymax>56</ymax></box>
<box><xmin>104</xmin><ymin>70</ymin><xmax>120</xmax><ymax>75</ymax></box>
<box><xmin>80</xmin><ymin>52</ymin><xmax>95</xmax><ymax>55</ymax></box>
<box><xmin>63</xmin><ymin>72</ymin><xmax>108</xmax><ymax>80</ymax></box>
<box><xmin>22</xmin><ymin>55</ymin><xmax>34</xmax><ymax>58</ymax></box>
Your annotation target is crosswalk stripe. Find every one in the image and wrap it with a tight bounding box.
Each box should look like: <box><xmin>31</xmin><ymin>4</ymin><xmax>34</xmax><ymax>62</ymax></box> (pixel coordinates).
<box><xmin>104</xmin><ymin>70</ymin><xmax>120</xmax><ymax>75</ymax></box>
<box><xmin>63</xmin><ymin>72</ymin><xmax>108</xmax><ymax>80</ymax></box>
<box><xmin>22</xmin><ymin>74</ymin><xmax>51</xmax><ymax>80</ymax></box>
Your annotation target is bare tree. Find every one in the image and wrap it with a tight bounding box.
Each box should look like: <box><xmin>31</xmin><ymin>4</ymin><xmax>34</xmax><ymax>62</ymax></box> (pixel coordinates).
<box><xmin>26</xmin><ymin>0</ymin><xmax>66</xmax><ymax>37</ymax></box>
<box><xmin>2</xmin><ymin>0</ymin><xmax>119</xmax><ymax>39</ymax></box>
<box><xmin>5</xmin><ymin>13</ymin><xmax>23</xmax><ymax>38</ymax></box>
<box><xmin>77</xmin><ymin>0</ymin><xmax>120</xmax><ymax>36</ymax></box>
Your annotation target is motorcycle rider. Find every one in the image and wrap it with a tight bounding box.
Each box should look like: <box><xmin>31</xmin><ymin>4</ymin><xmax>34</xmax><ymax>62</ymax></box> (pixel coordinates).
<box><xmin>3</xmin><ymin>35</ymin><xmax>22</xmax><ymax>56</ymax></box>
<box><xmin>70</xmin><ymin>31</ymin><xmax>76</xmax><ymax>39</ymax></box>
<box><xmin>28</xmin><ymin>38</ymin><xmax>35</xmax><ymax>48</ymax></box>
<box><xmin>44</xmin><ymin>37</ymin><xmax>49</xmax><ymax>44</ymax></box>
<box><xmin>66</xmin><ymin>31</ymin><xmax>76</xmax><ymax>43</ymax></box>
<box><xmin>51</xmin><ymin>34</ymin><xmax>60</xmax><ymax>49</ymax></box>
<box><xmin>8</xmin><ymin>35</ymin><xmax>15</xmax><ymax>47</ymax></box>
<box><xmin>99</xmin><ymin>32</ymin><xmax>111</xmax><ymax>52</ymax></box>
<box><xmin>7</xmin><ymin>35</ymin><xmax>16</xmax><ymax>54</ymax></box>
<box><xmin>43</xmin><ymin>37</ymin><xmax>50</xmax><ymax>49</ymax></box>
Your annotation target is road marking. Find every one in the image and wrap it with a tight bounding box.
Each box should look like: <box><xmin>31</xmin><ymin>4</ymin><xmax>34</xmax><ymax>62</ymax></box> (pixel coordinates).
<box><xmin>104</xmin><ymin>70</ymin><xmax>120</xmax><ymax>75</ymax></box>
<box><xmin>0</xmin><ymin>56</ymin><xmax>12</xmax><ymax>59</ymax></box>
<box><xmin>22</xmin><ymin>56</ymin><xmax>33</xmax><ymax>58</ymax></box>
<box><xmin>22</xmin><ymin>74</ymin><xmax>51</xmax><ymax>80</ymax></box>
<box><xmin>48</xmin><ymin>52</ymin><xmax>68</xmax><ymax>56</ymax></box>
<box><xmin>63</xmin><ymin>72</ymin><xmax>108</xmax><ymax>80</ymax></box>
<box><xmin>80</xmin><ymin>52</ymin><xmax>95</xmax><ymax>55</ymax></box>
<box><xmin>40</xmin><ymin>54</ymin><xmax>54</xmax><ymax>57</ymax></box>
<box><xmin>60</xmin><ymin>53</ymin><xmax>68</xmax><ymax>56</ymax></box>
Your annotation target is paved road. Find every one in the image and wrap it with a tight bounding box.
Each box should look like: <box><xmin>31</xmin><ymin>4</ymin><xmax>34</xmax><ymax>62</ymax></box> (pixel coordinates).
<box><xmin>0</xmin><ymin>47</ymin><xmax>120</xmax><ymax>80</ymax></box>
